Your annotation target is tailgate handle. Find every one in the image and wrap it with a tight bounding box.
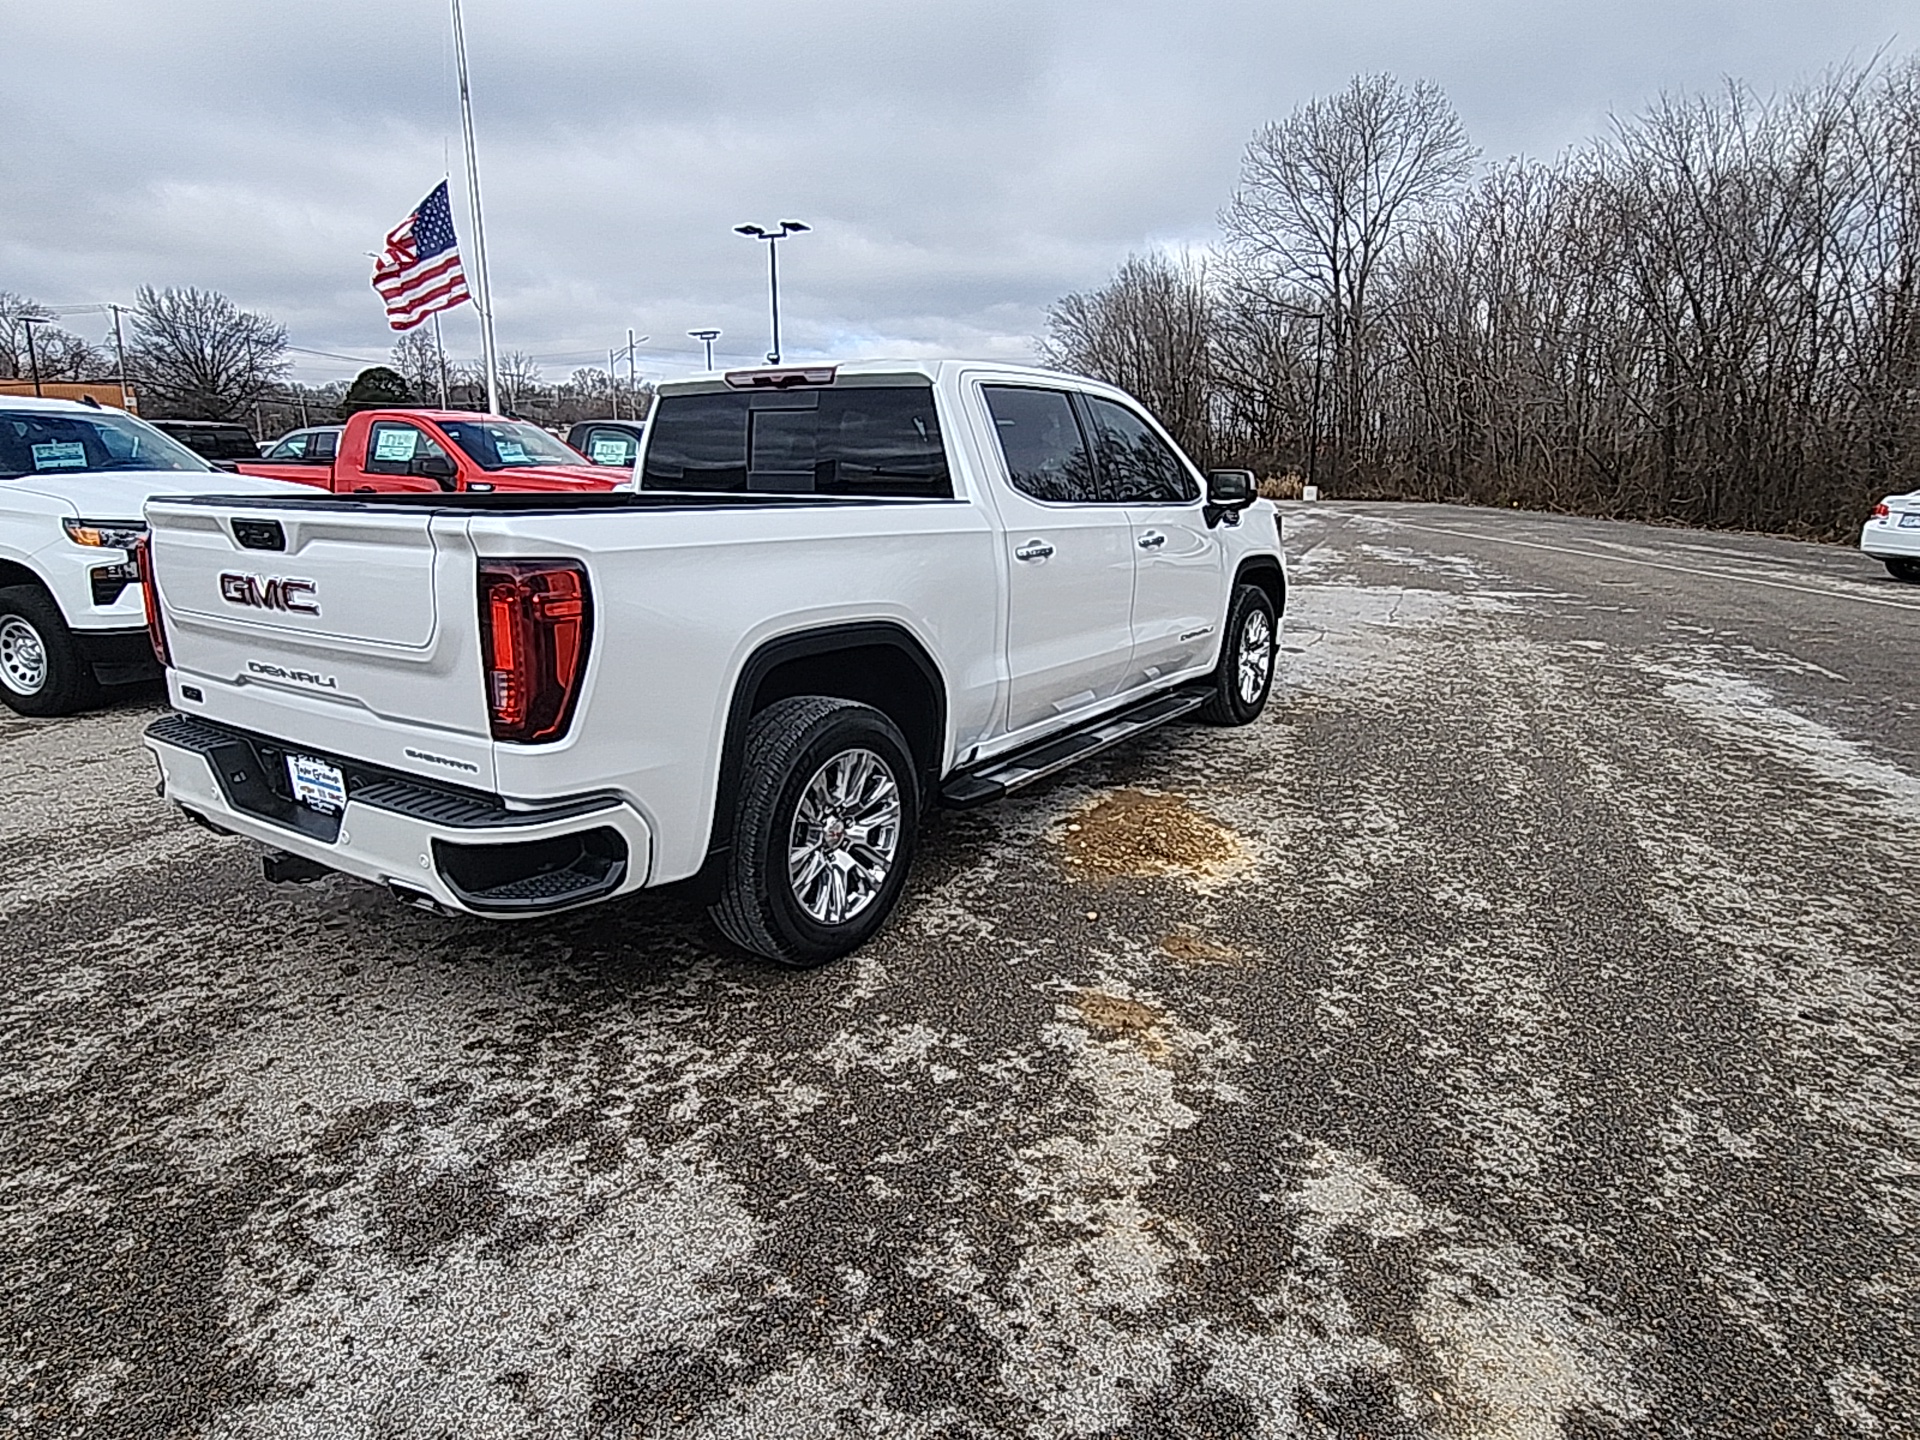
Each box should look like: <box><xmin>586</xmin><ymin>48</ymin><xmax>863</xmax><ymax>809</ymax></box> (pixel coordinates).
<box><xmin>233</xmin><ymin>519</ymin><xmax>286</xmax><ymax>552</ymax></box>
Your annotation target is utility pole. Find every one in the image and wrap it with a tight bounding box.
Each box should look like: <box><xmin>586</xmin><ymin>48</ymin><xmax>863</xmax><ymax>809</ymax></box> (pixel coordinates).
<box><xmin>734</xmin><ymin>222</ymin><xmax>808</xmax><ymax>364</ymax></box>
<box><xmin>608</xmin><ymin>348</ymin><xmax>620</xmax><ymax>418</ymax></box>
<box><xmin>108</xmin><ymin>304</ymin><xmax>131</xmax><ymax>411</ymax></box>
<box><xmin>20</xmin><ymin>316</ymin><xmax>46</xmax><ymax>397</ymax></box>
<box><xmin>624</xmin><ymin>330</ymin><xmax>648</xmax><ymax>416</ymax></box>
<box><xmin>689</xmin><ymin>328</ymin><xmax>721</xmax><ymax>370</ymax></box>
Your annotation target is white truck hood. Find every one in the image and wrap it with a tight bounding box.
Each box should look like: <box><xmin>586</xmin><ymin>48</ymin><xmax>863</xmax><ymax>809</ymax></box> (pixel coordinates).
<box><xmin>6</xmin><ymin>470</ymin><xmax>307</xmax><ymax>516</ymax></box>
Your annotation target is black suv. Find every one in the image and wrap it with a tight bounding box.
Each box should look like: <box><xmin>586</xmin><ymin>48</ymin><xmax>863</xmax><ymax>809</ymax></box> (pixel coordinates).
<box><xmin>147</xmin><ymin>419</ymin><xmax>261</xmax><ymax>464</ymax></box>
<box><xmin>565</xmin><ymin>418</ymin><xmax>645</xmax><ymax>467</ymax></box>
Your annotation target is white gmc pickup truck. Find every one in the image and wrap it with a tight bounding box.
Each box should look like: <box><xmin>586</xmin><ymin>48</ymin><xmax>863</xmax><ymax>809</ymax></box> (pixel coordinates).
<box><xmin>142</xmin><ymin>361</ymin><xmax>1287</xmax><ymax>964</ymax></box>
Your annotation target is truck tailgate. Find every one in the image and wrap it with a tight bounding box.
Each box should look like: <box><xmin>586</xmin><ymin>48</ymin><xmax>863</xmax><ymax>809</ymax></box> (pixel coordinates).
<box><xmin>145</xmin><ymin>498</ymin><xmax>496</xmax><ymax>788</ymax></box>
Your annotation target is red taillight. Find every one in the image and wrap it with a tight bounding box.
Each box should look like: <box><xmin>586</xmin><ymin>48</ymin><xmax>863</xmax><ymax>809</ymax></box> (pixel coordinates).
<box><xmin>477</xmin><ymin>560</ymin><xmax>592</xmax><ymax>743</ymax></box>
<box><xmin>1872</xmin><ymin>502</ymin><xmax>1890</xmax><ymax>519</ymax></box>
<box><xmin>134</xmin><ymin>537</ymin><xmax>170</xmax><ymax>667</ymax></box>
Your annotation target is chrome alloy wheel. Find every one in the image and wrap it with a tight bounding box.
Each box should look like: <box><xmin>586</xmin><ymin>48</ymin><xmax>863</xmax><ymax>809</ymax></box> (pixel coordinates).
<box><xmin>0</xmin><ymin>615</ymin><xmax>47</xmax><ymax>696</ymax></box>
<box><xmin>787</xmin><ymin>747</ymin><xmax>902</xmax><ymax>926</ymax></box>
<box><xmin>1237</xmin><ymin>607</ymin><xmax>1274</xmax><ymax>705</ymax></box>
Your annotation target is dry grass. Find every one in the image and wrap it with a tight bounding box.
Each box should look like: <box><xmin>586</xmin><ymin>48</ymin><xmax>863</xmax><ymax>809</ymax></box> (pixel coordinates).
<box><xmin>1060</xmin><ymin>789</ymin><xmax>1245</xmax><ymax>882</ymax></box>
<box><xmin>1070</xmin><ymin>990</ymin><xmax>1173</xmax><ymax>1062</ymax></box>
<box><xmin>1158</xmin><ymin>930</ymin><xmax>1242</xmax><ymax>965</ymax></box>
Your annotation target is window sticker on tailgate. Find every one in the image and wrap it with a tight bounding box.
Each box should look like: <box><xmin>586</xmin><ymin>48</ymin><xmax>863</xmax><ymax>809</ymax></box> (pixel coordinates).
<box><xmin>32</xmin><ymin>441</ymin><xmax>87</xmax><ymax>470</ymax></box>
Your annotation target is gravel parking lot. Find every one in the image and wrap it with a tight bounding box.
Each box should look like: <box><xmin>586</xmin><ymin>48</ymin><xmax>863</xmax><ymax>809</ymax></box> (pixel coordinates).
<box><xmin>4</xmin><ymin>501</ymin><xmax>1916</xmax><ymax>1439</ymax></box>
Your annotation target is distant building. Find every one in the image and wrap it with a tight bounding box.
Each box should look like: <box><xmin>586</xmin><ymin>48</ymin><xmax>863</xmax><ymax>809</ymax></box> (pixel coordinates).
<box><xmin>0</xmin><ymin>380</ymin><xmax>138</xmax><ymax>412</ymax></box>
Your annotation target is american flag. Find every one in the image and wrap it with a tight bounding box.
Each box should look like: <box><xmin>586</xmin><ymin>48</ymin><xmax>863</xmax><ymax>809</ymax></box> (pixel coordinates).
<box><xmin>372</xmin><ymin>181</ymin><xmax>471</xmax><ymax>330</ymax></box>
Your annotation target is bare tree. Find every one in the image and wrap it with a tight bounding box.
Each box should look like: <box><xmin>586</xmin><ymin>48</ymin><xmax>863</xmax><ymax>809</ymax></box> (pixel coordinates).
<box><xmin>128</xmin><ymin>286</ymin><xmax>289</xmax><ymax>420</ymax></box>
<box><xmin>1048</xmin><ymin>59</ymin><xmax>1920</xmax><ymax>539</ymax></box>
<box><xmin>1222</xmin><ymin>74</ymin><xmax>1475</xmax><ymax>484</ymax></box>
<box><xmin>0</xmin><ymin>293</ymin><xmax>104</xmax><ymax>383</ymax></box>
<box><xmin>390</xmin><ymin>329</ymin><xmax>449</xmax><ymax>406</ymax></box>
<box><xmin>1041</xmin><ymin>252</ymin><xmax>1215</xmax><ymax>457</ymax></box>
<box><xmin>496</xmin><ymin>350</ymin><xmax>543</xmax><ymax>417</ymax></box>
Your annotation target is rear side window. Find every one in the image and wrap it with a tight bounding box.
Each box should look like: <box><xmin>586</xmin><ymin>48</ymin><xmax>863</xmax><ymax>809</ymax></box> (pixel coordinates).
<box><xmin>642</xmin><ymin>386</ymin><xmax>950</xmax><ymax>498</ymax></box>
<box><xmin>579</xmin><ymin>426</ymin><xmax>639</xmax><ymax>467</ymax></box>
<box><xmin>312</xmin><ymin>429</ymin><xmax>339</xmax><ymax>461</ymax></box>
<box><xmin>1084</xmin><ymin>396</ymin><xmax>1197</xmax><ymax>503</ymax></box>
<box><xmin>981</xmin><ymin>385</ymin><xmax>1100</xmax><ymax>503</ymax></box>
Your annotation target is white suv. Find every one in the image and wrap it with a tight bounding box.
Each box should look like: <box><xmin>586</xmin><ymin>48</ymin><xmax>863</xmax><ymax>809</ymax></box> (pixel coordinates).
<box><xmin>0</xmin><ymin>397</ymin><xmax>296</xmax><ymax>716</ymax></box>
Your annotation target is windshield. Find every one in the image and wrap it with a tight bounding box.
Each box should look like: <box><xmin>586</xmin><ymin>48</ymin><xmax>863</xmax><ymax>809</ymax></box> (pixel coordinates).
<box><xmin>0</xmin><ymin>409</ymin><xmax>213</xmax><ymax>480</ymax></box>
<box><xmin>438</xmin><ymin>420</ymin><xmax>584</xmax><ymax>470</ymax></box>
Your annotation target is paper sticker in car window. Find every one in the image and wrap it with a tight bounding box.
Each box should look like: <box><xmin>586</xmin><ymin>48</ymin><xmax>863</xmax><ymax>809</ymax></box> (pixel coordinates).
<box><xmin>590</xmin><ymin>438</ymin><xmax>631</xmax><ymax>464</ymax></box>
<box><xmin>495</xmin><ymin>438</ymin><xmax>529</xmax><ymax>464</ymax></box>
<box><xmin>373</xmin><ymin>428</ymin><xmax>419</xmax><ymax>462</ymax></box>
<box><xmin>32</xmin><ymin>441</ymin><xmax>87</xmax><ymax>470</ymax></box>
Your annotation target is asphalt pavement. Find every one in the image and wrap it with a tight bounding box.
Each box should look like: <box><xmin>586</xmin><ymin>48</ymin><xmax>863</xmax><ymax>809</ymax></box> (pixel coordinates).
<box><xmin>3</xmin><ymin>501</ymin><xmax>1915</xmax><ymax>1438</ymax></box>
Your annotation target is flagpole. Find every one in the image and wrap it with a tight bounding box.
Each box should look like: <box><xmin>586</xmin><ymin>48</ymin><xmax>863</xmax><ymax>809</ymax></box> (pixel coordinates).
<box><xmin>450</xmin><ymin>0</ymin><xmax>500</xmax><ymax>415</ymax></box>
<box><xmin>431</xmin><ymin>312</ymin><xmax>450</xmax><ymax>408</ymax></box>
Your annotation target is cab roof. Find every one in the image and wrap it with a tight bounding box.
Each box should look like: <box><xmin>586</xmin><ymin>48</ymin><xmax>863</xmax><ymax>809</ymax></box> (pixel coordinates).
<box><xmin>655</xmin><ymin>358</ymin><xmax>1072</xmax><ymax>396</ymax></box>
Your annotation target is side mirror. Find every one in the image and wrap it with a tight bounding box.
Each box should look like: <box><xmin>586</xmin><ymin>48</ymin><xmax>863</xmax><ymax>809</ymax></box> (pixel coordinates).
<box><xmin>414</xmin><ymin>453</ymin><xmax>458</xmax><ymax>489</ymax></box>
<box><xmin>1204</xmin><ymin>469</ymin><xmax>1257</xmax><ymax>526</ymax></box>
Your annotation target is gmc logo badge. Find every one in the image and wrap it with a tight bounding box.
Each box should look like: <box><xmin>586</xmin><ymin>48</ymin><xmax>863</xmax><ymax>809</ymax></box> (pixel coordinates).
<box><xmin>220</xmin><ymin>573</ymin><xmax>319</xmax><ymax>615</ymax></box>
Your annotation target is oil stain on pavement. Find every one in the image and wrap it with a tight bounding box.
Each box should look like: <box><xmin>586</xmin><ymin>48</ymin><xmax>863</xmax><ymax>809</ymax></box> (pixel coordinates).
<box><xmin>2</xmin><ymin>502</ymin><xmax>1916</xmax><ymax>1438</ymax></box>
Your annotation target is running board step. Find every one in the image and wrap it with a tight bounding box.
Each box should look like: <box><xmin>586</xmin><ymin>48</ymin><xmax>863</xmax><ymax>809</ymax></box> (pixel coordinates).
<box><xmin>940</xmin><ymin>687</ymin><xmax>1210</xmax><ymax>808</ymax></box>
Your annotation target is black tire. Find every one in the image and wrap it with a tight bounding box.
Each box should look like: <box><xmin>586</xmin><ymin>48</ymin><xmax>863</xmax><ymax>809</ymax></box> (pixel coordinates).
<box><xmin>709</xmin><ymin>696</ymin><xmax>919</xmax><ymax>967</ymax></box>
<box><xmin>1886</xmin><ymin>558</ymin><xmax>1920</xmax><ymax>583</ymax></box>
<box><xmin>1197</xmin><ymin>583</ymin><xmax>1277</xmax><ymax>726</ymax></box>
<box><xmin>0</xmin><ymin>585</ymin><xmax>101</xmax><ymax>718</ymax></box>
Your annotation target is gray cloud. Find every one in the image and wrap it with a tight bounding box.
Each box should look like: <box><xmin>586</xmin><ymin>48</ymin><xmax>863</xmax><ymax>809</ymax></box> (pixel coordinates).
<box><xmin>2</xmin><ymin>0</ymin><xmax>1910</xmax><ymax>384</ymax></box>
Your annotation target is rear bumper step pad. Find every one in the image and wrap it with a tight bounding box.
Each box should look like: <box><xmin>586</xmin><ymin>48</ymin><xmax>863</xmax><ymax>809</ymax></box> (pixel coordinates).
<box><xmin>146</xmin><ymin>712</ymin><xmax>646</xmax><ymax>916</ymax></box>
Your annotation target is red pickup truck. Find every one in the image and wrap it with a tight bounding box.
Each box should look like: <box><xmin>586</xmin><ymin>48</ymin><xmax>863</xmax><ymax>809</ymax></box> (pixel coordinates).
<box><xmin>237</xmin><ymin>410</ymin><xmax>621</xmax><ymax>493</ymax></box>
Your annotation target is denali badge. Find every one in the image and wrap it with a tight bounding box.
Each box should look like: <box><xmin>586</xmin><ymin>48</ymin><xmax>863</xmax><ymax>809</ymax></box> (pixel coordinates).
<box><xmin>247</xmin><ymin>660</ymin><xmax>337</xmax><ymax>690</ymax></box>
<box><xmin>220</xmin><ymin>572</ymin><xmax>318</xmax><ymax>615</ymax></box>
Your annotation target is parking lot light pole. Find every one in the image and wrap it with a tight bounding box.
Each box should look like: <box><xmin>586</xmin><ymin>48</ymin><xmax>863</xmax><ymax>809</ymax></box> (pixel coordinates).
<box><xmin>689</xmin><ymin>328</ymin><xmax>721</xmax><ymax>371</ymax></box>
<box><xmin>734</xmin><ymin>222</ymin><xmax>808</xmax><ymax>364</ymax></box>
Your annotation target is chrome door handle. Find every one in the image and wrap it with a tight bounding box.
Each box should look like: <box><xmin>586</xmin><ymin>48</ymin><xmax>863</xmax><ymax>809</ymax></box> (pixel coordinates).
<box><xmin>1015</xmin><ymin>540</ymin><xmax>1055</xmax><ymax>561</ymax></box>
<box><xmin>1138</xmin><ymin>532</ymin><xmax>1166</xmax><ymax>549</ymax></box>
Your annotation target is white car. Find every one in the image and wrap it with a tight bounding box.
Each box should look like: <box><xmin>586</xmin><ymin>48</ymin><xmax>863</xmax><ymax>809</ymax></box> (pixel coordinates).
<box><xmin>142</xmin><ymin>360</ymin><xmax>1287</xmax><ymax>964</ymax></box>
<box><xmin>1861</xmin><ymin>491</ymin><xmax>1920</xmax><ymax>582</ymax></box>
<box><xmin>0</xmin><ymin>397</ymin><xmax>302</xmax><ymax>716</ymax></box>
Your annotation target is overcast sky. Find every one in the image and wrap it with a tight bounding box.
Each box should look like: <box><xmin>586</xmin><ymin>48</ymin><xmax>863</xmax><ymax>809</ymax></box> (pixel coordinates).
<box><xmin>2</xmin><ymin>0</ymin><xmax>1910</xmax><ymax>385</ymax></box>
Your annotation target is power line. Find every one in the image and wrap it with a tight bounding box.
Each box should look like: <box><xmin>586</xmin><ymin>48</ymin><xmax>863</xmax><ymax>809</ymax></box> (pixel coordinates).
<box><xmin>286</xmin><ymin>343</ymin><xmax>393</xmax><ymax>364</ymax></box>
